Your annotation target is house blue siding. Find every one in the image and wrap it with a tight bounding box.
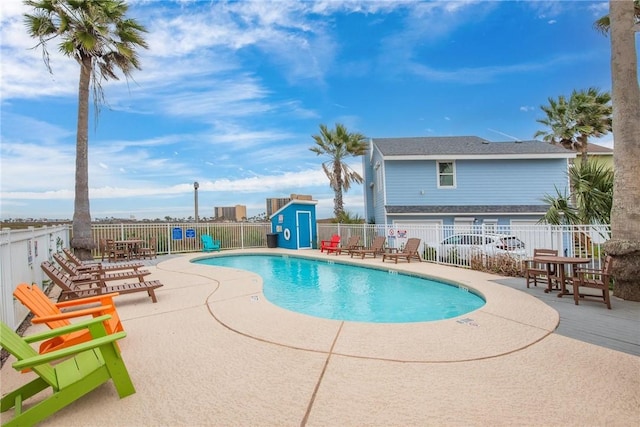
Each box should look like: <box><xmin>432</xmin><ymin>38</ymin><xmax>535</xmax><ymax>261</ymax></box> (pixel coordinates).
<box><xmin>364</xmin><ymin>136</ymin><xmax>575</xmax><ymax>225</ymax></box>
<box><xmin>384</xmin><ymin>160</ymin><xmax>433</xmax><ymax>205</ymax></box>
<box><xmin>385</xmin><ymin>158</ymin><xmax>568</xmax><ymax>206</ymax></box>
<box><xmin>363</xmin><ymin>147</ymin><xmax>387</xmax><ymax>223</ymax></box>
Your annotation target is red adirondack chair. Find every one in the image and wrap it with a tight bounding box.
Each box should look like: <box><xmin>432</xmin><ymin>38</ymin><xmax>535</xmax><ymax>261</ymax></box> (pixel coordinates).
<box><xmin>320</xmin><ymin>234</ymin><xmax>340</xmax><ymax>253</ymax></box>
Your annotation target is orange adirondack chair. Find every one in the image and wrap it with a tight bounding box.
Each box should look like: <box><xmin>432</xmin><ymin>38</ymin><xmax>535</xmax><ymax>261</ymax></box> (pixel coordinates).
<box><xmin>320</xmin><ymin>235</ymin><xmax>341</xmax><ymax>253</ymax></box>
<box><xmin>13</xmin><ymin>283</ymin><xmax>123</xmax><ymax>354</ymax></box>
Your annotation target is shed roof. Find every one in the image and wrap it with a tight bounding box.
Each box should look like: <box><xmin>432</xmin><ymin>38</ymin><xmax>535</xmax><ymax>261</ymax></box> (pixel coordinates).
<box><xmin>371</xmin><ymin>136</ymin><xmax>576</xmax><ymax>158</ymax></box>
<box><xmin>269</xmin><ymin>199</ymin><xmax>317</xmax><ymax>220</ymax></box>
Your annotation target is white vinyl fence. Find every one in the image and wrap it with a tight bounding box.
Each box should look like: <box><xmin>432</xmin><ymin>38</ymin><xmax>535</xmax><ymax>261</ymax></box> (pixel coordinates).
<box><xmin>1</xmin><ymin>225</ymin><xmax>70</xmax><ymax>329</ymax></box>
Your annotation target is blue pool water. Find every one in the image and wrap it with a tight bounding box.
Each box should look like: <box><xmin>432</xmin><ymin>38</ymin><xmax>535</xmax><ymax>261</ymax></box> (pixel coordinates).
<box><xmin>195</xmin><ymin>255</ymin><xmax>485</xmax><ymax>323</ymax></box>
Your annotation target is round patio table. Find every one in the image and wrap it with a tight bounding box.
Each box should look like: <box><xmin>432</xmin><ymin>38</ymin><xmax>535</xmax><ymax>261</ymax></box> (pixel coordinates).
<box><xmin>532</xmin><ymin>255</ymin><xmax>591</xmax><ymax>302</ymax></box>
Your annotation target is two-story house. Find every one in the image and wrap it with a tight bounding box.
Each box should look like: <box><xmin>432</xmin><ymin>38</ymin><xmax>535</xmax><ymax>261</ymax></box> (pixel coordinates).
<box><xmin>363</xmin><ymin>136</ymin><xmax>576</xmax><ymax>233</ymax></box>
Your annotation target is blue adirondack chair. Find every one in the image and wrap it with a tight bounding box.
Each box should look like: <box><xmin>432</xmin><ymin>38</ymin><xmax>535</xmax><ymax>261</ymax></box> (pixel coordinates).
<box><xmin>201</xmin><ymin>235</ymin><xmax>221</xmax><ymax>252</ymax></box>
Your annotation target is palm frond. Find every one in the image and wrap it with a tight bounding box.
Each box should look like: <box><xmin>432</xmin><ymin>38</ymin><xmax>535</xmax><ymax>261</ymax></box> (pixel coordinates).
<box><xmin>540</xmin><ymin>187</ymin><xmax>580</xmax><ymax>225</ymax></box>
<box><xmin>569</xmin><ymin>160</ymin><xmax>614</xmax><ymax>224</ymax></box>
<box><xmin>534</xmin><ymin>88</ymin><xmax>612</xmax><ymax>161</ymax></box>
<box><xmin>24</xmin><ymin>0</ymin><xmax>148</xmax><ymax>117</ymax></box>
<box><xmin>310</xmin><ymin>122</ymin><xmax>367</xmax><ymax>217</ymax></box>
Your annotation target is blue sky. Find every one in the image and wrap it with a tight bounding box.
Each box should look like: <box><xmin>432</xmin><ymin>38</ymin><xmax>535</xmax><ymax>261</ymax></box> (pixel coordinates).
<box><xmin>0</xmin><ymin>0</ymin><xmax>618</xmax><ymax>220</ymax></box>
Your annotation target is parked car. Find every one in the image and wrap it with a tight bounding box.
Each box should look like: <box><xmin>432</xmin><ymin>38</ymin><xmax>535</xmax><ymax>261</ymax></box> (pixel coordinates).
<box><xmin>438</xmin><ymin>233</ymin><xmax>526</xmax><ymax>263</ymax></box>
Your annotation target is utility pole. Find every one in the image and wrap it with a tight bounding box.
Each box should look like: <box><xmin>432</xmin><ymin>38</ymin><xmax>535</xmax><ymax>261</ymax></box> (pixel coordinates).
<box><xmin>194</xmin><ymin>181</ymin><xmax>199</xmax><ymax>223</ymax></box>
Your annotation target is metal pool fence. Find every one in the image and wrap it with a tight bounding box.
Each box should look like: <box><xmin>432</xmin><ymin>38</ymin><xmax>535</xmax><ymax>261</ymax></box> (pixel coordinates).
<box><xmin>317</xmin><ymin>223</ymin><xmax>610</xmax><ymax>270</ymax></box>
<box><xmin>1</xmin><ymin>221</ymin><xmax>609</xmax><ymax>328</ymax></box>
<box><xmin>90</xmin><ymin>222</ymin><xmax>272</xmax><ymax>259</ymax></box>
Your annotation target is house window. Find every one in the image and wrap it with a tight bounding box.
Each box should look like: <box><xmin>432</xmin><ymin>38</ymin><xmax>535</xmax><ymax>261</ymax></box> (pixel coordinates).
<box><xmin>437</xmin><ymin>161</ymin><xmax>456</xmax><ymax>188</ymax></box>
<box><xmin>376</xmin><ymin>166</ymin><xmax>382</xmax><ymax>189</ymax></box>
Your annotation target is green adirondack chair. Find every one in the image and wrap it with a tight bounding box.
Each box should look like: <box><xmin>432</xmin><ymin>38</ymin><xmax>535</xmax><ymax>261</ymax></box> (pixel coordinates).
<box><xmin>0</xmin><ymin>315</ymin><xmax>135</xmax><ymax>427</ymax></box>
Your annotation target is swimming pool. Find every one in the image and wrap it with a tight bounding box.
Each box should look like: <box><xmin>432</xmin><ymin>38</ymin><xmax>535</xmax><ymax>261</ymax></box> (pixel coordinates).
<box><xmin>195</xmin><ymin>254</ymin><xmax>485</xmax><ymax>323</ymax></box>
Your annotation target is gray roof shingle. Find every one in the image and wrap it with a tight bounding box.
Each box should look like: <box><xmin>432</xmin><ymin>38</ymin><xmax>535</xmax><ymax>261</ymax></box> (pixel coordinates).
<box><xmin>372</xmin><ymin>136</ymin><xmax>575</xmax><ymax>156</ymax></box>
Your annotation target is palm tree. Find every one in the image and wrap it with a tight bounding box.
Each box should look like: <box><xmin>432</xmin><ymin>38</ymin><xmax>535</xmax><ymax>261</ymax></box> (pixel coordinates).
<box><xmin>334</xmin><ymin>211</ymin><xmax>365</xmax><ymax>224</ymax></box>
<box><xmin>310</xmin><ymin>123</ymin><xmax>367</xmax><ymax>218</ymax></box>
<box><xmin>539</xmin><ymin>188</ymin><xmax>579</xmax><ymax>226</ymax></box>
<box><xmin>602</xmin><ymin>0</ymin><xmax>640</xmax><ymax>301</ymax></box>
<box><xmin>24</xmin><ymin>0</ymin><xmax>148</xmax><ymax>260</ymax></box>
<box><xmin>534</xmin><ymin>88</ymin><xmax>612</xmax><ymax>167</ymax></box>
<box><xmin>570</xmin><ymin>161</ymin><xmax>614</xmax><ymax>225</ymax></box>
<box><xmin>540</xmin><ymin>160</ymin><xmax>613</xmax><ymax>226</ymax></box>
<box><xmin>593</xmin><ymin>0</ymin><xmax>640</xmax><ymax>34</ymax></box>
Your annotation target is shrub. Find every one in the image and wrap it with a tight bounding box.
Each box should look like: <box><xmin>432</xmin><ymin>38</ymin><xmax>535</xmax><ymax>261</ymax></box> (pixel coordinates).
<box><xmin>422</xmin><ymin>245</ymin><xmax>437</xmax><ymax>262</ymax></box>
<box><xmin>470</xmin><ymin>253</ymin><xmax>524</xmax><ymax>277</ymax></box>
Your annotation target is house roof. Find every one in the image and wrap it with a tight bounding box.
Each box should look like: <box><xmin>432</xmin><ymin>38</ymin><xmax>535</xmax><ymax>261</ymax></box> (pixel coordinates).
<box><xmin>371</xmin><ymin>136</ymin><xmax>576</xmax><ymax>159</ymax></box>
<box><xmin>386</xmin><ymin>205</ymin><xmax>549</xmax><ymax>215</ymax></box>
<box><xmin>580</xmin><ymin>144</ymin><xmax>613</xmax><ymax>155</ymax></box>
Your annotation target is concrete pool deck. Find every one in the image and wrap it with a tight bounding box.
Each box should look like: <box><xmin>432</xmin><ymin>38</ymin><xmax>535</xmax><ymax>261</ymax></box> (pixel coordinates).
<box><xmin>2</xmin><ymin>249</ymin><xmax>639</xmax><ymax>426</ymax></box>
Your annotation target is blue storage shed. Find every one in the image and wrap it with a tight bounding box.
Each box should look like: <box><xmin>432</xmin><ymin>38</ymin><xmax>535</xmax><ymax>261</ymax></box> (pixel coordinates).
<box><xmin>269</xmin><ymin>200</ymin><xmax>318</xmax><ymax>249</ymax></box>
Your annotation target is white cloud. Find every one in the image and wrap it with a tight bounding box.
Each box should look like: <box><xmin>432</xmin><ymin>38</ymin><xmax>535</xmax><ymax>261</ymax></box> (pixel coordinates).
<box><xmin>0</xmin><ymin>0</ymin><xmax>610</xmax><ymax>221</ymax></box>
<box><xmin>1</xmin><ymin>148</ymin><xmax>360</xmax><ymax>200</ymax></box>
<box><xmin>0</xmin><ymin>144</ymin><xmax>76</xmax><ymax>192</ymax></box>
<box><xmin>409</xmin><ymin>50</ymin><xmax>602</xmax><ymax>84</ymax></box>
<box><xmin>587</xmin><ymin>2</ymin><xmax>609</xmax><ymax>17</ymax></box>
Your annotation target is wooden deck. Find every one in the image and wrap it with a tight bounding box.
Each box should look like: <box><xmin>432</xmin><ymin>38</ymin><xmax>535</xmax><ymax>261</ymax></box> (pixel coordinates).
<box><xmin>493</xmin><ymin>277</ymin><xmax>640</xmax><ymax>356</ymax></box>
